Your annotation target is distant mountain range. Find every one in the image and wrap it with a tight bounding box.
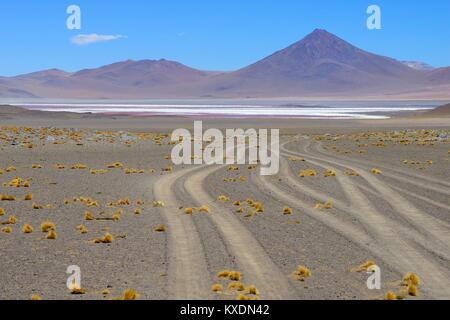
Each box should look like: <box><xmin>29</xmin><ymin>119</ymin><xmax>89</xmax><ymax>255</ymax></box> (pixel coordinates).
<box><xmin>1</xmin><ymin>29</ymin><xmax>449</xmax><ymax>99</ymax></box>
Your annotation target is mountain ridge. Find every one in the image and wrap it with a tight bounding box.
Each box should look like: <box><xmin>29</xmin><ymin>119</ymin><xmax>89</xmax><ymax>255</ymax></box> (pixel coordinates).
<box><xmin>1</xmin><ymin>29</ymin><xmax>449</xmax><ymax>99</ymax></box>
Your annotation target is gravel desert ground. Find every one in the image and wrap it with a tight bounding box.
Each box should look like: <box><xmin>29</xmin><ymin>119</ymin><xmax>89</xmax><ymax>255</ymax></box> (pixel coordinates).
<box><xmin>0</xmin><ymin>107</ymin><xmax>449</xmax><ymax>300</ymax></box>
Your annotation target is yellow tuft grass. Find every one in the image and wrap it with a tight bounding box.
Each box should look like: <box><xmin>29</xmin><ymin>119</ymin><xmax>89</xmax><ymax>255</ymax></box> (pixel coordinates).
<box><xmin>107</xmin><ymin>162</ymin><xmax>124</xmax><ymax>168</ymax></box>
<box><xmin>40</xmin><ymin>222</ymin><xmax>55</xmax><ymax>232</ymax></box>
<box><xmin>112</xmin><ymin>211</ymin><xmax>122</xmax><ymax>221</ymax></box>
<box><xmin>211</xmin><ymin>284</ymin><xmax>223</xmax><ymax>292</ymax></box>
<box><xmin>70</xmin><ymin>287</ymin><xmax>86</xmax><ymax>295</ymax></box>
<box><xmin>237</xmin><ymin>294</ymin><xmax>251</xmax><ymax>300</ymax></box>
<box><xmin>402</xmin><ymin>272</ymin><xmax>420</xmax><ymax>286</ymax></box>
<box><xmin>94</xmin><ymin>233</ymin><xmax>114</xmax><ymax>244</ymax></box>
<box><xmin>233</xmin><ymin>200</ymin><xmax>242</xmax><ymax>206</ymax></box>
<box><xmin>324</xmin><ymin>169</ymin><xmax>337</xmax><ymax>177</ymax></box>
<box><xmin>45</xmin><ymin>230</ymin><xmax>57</xmax><ymax>240</ymax></box>
<box><xmin>154</xmin><ymin>225</ymin><xmax>166</xmax><ymax>232</ymax></box>
<box><xmin>217</xmin><ymin>270</ymin><xmax>230</xmax><ymax>279</ymax></box>
<box><xmin>7</xmin><ymin>215</ymin><xmax>17</xmax><ymax>224</ymax></box>
<box><xmin>71</xmin><ymin>164</ymin><xmax>88</xmax><ymax>170</ymax></box>
<box><xmin>184</xmin><ymin>207</ymin><xmax>194</xmax><ymax>215</ymax></box>
<box><xmin>283</xmin><ymin>207</ymin><xmax>293</xmax><ymax>215</ymax></box>
<box><xmin>247</xmin><ymin>285</ymin><xmax>258</xmax><ymax>295</ymax></box>
<box><xmin>324</xmin><ymin>201</ymin><xmax>333</xmax><ymax>209</ymax></box>
<box><xmin>134</xmin><ymin>208</ymin><xmax>142</xmax><ymax>215</ymax></box>
<box><xmin>314</xmin><ymin>202</ymin><xmax>333</xmax><ymax>210</ymax></box>
<box><xmin>0</xmin><ymin>208</ymin><xmax>4</xmax><ymax>216</ymax></box>
<box><xmin>68</xmin><ymin>282</ymin><xmax>86</xmax><ymax>294</ymax></box>
<box><xmin>407</xmin><ymin>284</ymin><xmax>418</xmax><ymax>296</ymax></box>
<box><xmin>124</xmin><ymin>168</ymin><xmax>145</xmax><ymax>174</ymax></box>
<box><xmin>1</xmin><ymin>226</ymin><xmax>12</xmax><ymax>233</ymax></box>
<box><xmin>31</xmin><ymin>295</ymin><xmax>42</xmax><ymax>300</ymax></box>
<box><xmin>371</xmin><ymin>168</ymin><xmax>382</xmax><ymax>175</ymax></box>
<box><xmin>84</xmin><ymin>211</ymin><xmax>95</xmax><ymax>221</ymax></box>
<box><xmin>24</xmin><ymin>194</ymin><xmax>33</xmax><ymax>201</ymax></box>
<box><xmin>198</xmin><ymin>205</ymin><xmax>210</xmax><ymax>213</ymax></box>
<box><xmin>122</xmin><ymin>289</ymin><xmax>139</xmax><ymax>300</ymax></box>
<box><xmin>22</xmin><ymin>224</ymin><xmax>34</xmax><ymax>234</ymax></box>
<box><xmin>112</xmin><ymin>289</ymin><xmax>139</xmax><ymax>300</ymax></box>
<box><xmin>294</xmin><ymin>265</ymin><xmax>312</xmax><ymax>281</ymax></box>
<box><xmin>114</xmin><ymin>198</ymin><xmax>131</xmax><ymax>206</ymax></box>
<box><xmin>86</xmin><ymin>200</ymin><xmax>98</xmax><ymax>207</ymax></box>
<box><xmin>298</xmin><ymin>169</ymin><xmax>317</xmax><ymax>177</ymax></box>
<box><xmin>228</xmin><ymin>282</ymin><xmax>246</xmax><ymax>291</ymax></box>
<box><xmin>386</xmin><ymin>291</ymin><xmax>397</xmax><ymax>300</ymax></box>
<box><xmin>77</xmin><ymin>225</ymin><xmax>88</xmax><ymax>234</ymax></box>
<box><xmin>246</xmin><ymin>198</ymin><xmax>254</xmax><ymax>205</ymax></box>
<box><xmin>351</xmin><ymin>260</ymin><xmax>375</xmax><ymax>272</ymax></box>
<box><xmin>153</xmin><ymin>200</ymin><xmax>165</xmax><ymax>207</ymax></box>
<box><xmin>90</xmin><ymin>169</ymin><xmax>108</xmax><ymax>175</ymax></box>
<box><xmin>32</xmin><ymin>164</ymin><xmax>43</xmax><ymax>169</ymax></box>
<box><xmin>217</xmin><ymin>195</ymin><xmax>230</xmax><ymax>202</ymax></box>
<box><xmin>32</xmin><ymin>202</ymin><xmax>43</xmax><ymax>209</ymax></box>
<box><xmin>229</xmin><ymin>271</ymin><xmax>241</xmax><ymax>281</ymax></box>
<box><xmin>253</xmin><ymin>202</ymin><xmax>264</xmax><ymax>213</ymax></box>
<box><xmin>314</xmin><ymin>203</ymin><xmax>324</xmax><ymax>210</ymax></box>
<box><xmin>1</xmin><ymin>194</ymin><xmax>16</xmax><ymax>201</ymax></box>
<box><xmin>236</xmin><ymin>208</ymin><xmax>244</xmax><ymax>213</ymax></box>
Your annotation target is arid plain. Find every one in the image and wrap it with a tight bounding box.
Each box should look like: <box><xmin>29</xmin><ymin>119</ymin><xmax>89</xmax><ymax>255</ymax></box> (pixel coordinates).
<box><xmin>0</xmin><ymin>106</ymin><xmax>449</xmax><ymax>300</ymax></box>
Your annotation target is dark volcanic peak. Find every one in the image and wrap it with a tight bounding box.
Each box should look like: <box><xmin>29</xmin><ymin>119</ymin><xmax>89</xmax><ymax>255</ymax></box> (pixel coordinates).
<box><xmin>241</xmin><ymin>28</ymin><xmax>416</xmax><ymax>78</ymax></box>
<box><xmin>209</xmin><ymin>28</ymin><xmax>426</xmax><ymax>96</ymax></box>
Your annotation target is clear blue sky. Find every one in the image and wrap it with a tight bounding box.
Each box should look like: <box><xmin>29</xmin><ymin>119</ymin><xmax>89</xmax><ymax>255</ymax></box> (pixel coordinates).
<box><xmin>1</xmin><ymin>0</ymin><xmax>449</xmax><ymax>76</ymax></box>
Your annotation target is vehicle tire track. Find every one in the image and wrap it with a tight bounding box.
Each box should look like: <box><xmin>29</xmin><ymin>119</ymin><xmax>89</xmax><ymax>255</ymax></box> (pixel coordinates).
<box><xmin>279</xmin><ymin>154</ymin><xmax>450</xmax><ymax>298</ymax></box>
<box><xmin>302</xmin><ymin>140</ymin><xmax>450</xmax><ymax>242</ymax></box>
<box><xmin>184</xmin><ymin>165</ymin><xmax>298</xmax><ymax>300</ymax></box>
<box><xmin>153</xmin><ymin>167</ymin><xmax>212</xmax><ymax>300</ymax></box>
<box><xmin>279</xmin><ymin>154</ymin><xmax>450</xmax><ymax>259</ymax></box>
<box><xmin>279</xmin><ymin>138</ymin><xmax>450</xmax><ymax>298</ymax></box>
<box><xmin>314</xmin><ymin>140</ymin><xmax>450</xmax><ymax>195</ymax></box>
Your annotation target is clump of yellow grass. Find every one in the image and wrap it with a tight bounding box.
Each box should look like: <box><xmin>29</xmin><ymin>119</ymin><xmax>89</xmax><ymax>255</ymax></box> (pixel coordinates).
<box><xmin>153</xmin><ymin>200</ymin><xmax>165</xmax><ymax>207</ymax></box>
<box><xmin>293</xmin><ymin>265</ymin><xmax>312</xmax><ymax>281</ymax></box>
<box><xmin>45</xmin><ymin>230</ymin><xmax>57</xmax><ymax>240</ymax></box>
<box><xmin>154</xmin><ymin>225</ymin><xmax>166</xmax><ymax>232</ymax></box>
<box><xmin>94</xmin><ymin>233</ymin><xmax>113</xmax><ymax>244</ymax></box>
<box><xmin>351</xmin><ymin>260</ymin><xmax>376</xmax><ymax>272</ymax></box>
<box><xmin>22</xmin><ymin>224</ymin><xmax>34</xmax><ymax>233</ymax></box>
<box><xmin>298</xmin><ymin>169</ymin><xmax>317</xmax><ymax>177</ymax></box>
<box><xmin>40</xmin><ymin>222</ymin><xmax>55</xmax><ymax>232</ymax></box>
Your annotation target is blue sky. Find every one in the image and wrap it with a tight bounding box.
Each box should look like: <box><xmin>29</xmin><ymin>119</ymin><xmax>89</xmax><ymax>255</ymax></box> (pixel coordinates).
<box><xmin>0</xmin><ymin>0</ymin><xmax>449</xmax><ymax>76</ymax></box>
